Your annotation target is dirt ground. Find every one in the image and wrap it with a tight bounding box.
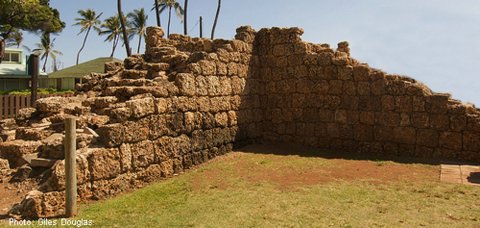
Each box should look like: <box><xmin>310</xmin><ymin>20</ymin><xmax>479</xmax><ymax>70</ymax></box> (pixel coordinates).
<box><xmin>191</xmin><ymin>143</ymin><xmax>440</xmax><ymax>191</ymax></box>
<box><xmin>0</xmin><ymin>143</ymin><xmax>441</xmax><ymax>217</ymax></box>
<box><xmin>0</xmin><ymin>173</ymin><xmax>37</xmax><ymax>218</ymax></box>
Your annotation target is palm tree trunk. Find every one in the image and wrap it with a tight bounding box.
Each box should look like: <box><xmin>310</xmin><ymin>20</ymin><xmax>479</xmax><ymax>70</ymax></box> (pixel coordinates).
<box><xmin>112</xmin><ymin>34</ymin><xmax>120</xmax><ymax>57</ymax></box>
<box><xmin>211</xmin><ymin>0</ymin><xmax>221</xmax><ymax>39</ymax></box>
<box><xmin>110</xmin><ymin>35</ymin><xmax>117</xmax><ymax>57</ymax></box>
<box><xmin>184</xmin><ymin>0</ymin><xmax>188</xmax><ymax>35</ymax></box>
<box><xmin>118</xmin><ymin>0</ymin><xmax>131</xmax><ymax>56</ymax></box>
<box><xmin>167</xmin><ymin>6</ymin><xmax>172</xmax><ymax>37</ymax></box>
<box><xmin>155</xmin><ymin>0</ymin><xmax>161</xmax><ymax>27</ymax></box>
<box><xmin>42</xmin><ymin>54</ymin><xmax>48</xmax><ymax>72</ymax></box>
<box><xmin>137</xmin><ymin>34</ymin><xmax>142</xmax><ymax>53</ymax></box>
<box><xmin>76</xmin><ymin>28</ymin><xmax>91</xmax><ymax>65</ymax></box>
<box><xmin>200</xmin><ymin>16</ymin><xmax>203</xmax><ymax>38</ymax></box>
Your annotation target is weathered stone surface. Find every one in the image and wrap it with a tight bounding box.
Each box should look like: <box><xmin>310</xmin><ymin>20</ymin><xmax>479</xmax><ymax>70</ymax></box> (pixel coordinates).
<box><xmin>0</xmin><ymin>158</ymin><xmax>9</xmax><ymax>171</ymax></box>
<box><xmin>42</xmin><ymin>152</ymin><xmax>90</xmax><ymax>191</ymax></box>
<box><xmin>12</xmin><ymin>190</ymin><xmax>43</xmax><ymax>219</ymax></box>
<box><xmin>91</xmin><ymin>173</ymin><xmax>136</xmax><ymax>200</ymax></box>
<box><xmin>92</xmin><ymin>96</ymin><xmax>118</xmax><ymax>109</ymax></box>
<box><xmin>97</xmin><ymin>124</ymin><xmax>125</xmax><ymax>147</ymax></box>
<box><xmin>126</xmin><ymin>97</ymin><xmax>155</xmax><ymax>118</ymax></box>
<box><xmin>11</xmin><ymin>164</ymin><xmax>32</xmax><ymax>182</ymax></box>
<box><xmin>439</xmin><ymin>132</ymin><xmax>462</xmax><ymax>151</ymax></box>
<box><xmin>38</xmin><ymin>133</ymin><xmax>64</xmax><ymax>159</ymax></box>
<box><xmin>175</xmin><ymin>73</ymin><xmax>196</xmax><ymax>96</ymax></box>
<box><xmin>0</xmin><ymin>140</ymin><xmax>42</xmax><ymax>167</ymax></box>
<box><xmin>131</xmin><ymin>140</ymin><xmax>155</xmax><ymax>169</ymax></box>
<box><xmin>105</xmin><ymin>60</ymin><xmax>123</xmax><ymax>72</ymax></box>
<box><xmin>12</xmin><ymin>190</ymin><xmax>67</xmax><ymax>219</ymax></box>
<box><xmin>394</xmin><ymin>127</ymin><xmax>416</xmax><ymax>144</ymax></box>
<box><xmin>35</xmin><ymin>96</ymin><xmax>84</xmax><ymax>114</ymax></box>
<box><xmin>416</xmin><ymin>129</ymin><xmax>438</xmax><ymax>147</ymax></box>
<box><xmin>30</xmin><ymin>158</ymin><xmax>57</xmax><ymax>168</ymax></box>
<box><xmin>16</xmin><ymin>108</ymin><xmax>37</xmax><ymax>121</ymax></box>
<box><xmin>88</xmin><ymin>148</ymin><xmax>121</xmax><ymax>181</ymax></box>
<box><xmin>15</xmin><ymin>127</ymin><xmax>51</xmax><ymax>141</ymax></box>
<box><xmin>463</xmin><ymin>132</ymin><xmax>480</xmax><ymax>151</ymax></box>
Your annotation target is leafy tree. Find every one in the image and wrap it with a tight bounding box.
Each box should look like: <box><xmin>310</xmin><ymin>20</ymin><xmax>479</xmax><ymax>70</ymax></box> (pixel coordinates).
<box><xmin>100</xmin><ymin>15</ymin><xmax>122</xmax><ymax>57</ymax></box>
<box><xmin>127</xmin><ymin>8</ymin><xmax>148</xmax><ymax>53</ymax></box>
<box><xmin>153</xmin><ymin>0</ymin><xmax>184</xmax><ymax>37</ymax></box>
<box><xmin>211</xmin><ymin>0</ymin><xmax>222</xmax><ymax>39</ymax></box>
<box><xmin>0</xmin><ymin>0</ymin><xmax>64</xmax><ymax>63</ymax></box>
<box><xmin>74</xmin><ymin>9</ymin><xmax>103</xmax><ymax>65</ymax></box>
<box><xmin>118</xmin><ymin>0</ymin><xmax>131</xmax><ymax>57</ymax></box>
<box><xmin>33</xmin><ymin>32</ymin><xmax>62</xmax><ymax>72</ymax></box>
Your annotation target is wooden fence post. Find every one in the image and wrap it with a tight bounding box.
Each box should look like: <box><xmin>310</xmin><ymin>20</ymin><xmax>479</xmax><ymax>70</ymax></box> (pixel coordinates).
<box><xmin>65</xmin><ymin>117</ymin><xmax>77</xmax><ymax>217</ymax></box>
<box><xmin>29</xmin><ymin>54</ymin><xmax>39</xmax><ymax>106</ymax></box>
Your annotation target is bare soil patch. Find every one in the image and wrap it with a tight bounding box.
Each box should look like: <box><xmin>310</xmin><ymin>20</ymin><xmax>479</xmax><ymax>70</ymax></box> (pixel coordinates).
<box><xmin>0</xmin><ymin>173</ymin><xmax>38</xmax><ymax>217</ymax></box>
<box><xmin>191</xmin><ymin>144</ymin><xmax>439</xmax><ymax>191</ymax></box>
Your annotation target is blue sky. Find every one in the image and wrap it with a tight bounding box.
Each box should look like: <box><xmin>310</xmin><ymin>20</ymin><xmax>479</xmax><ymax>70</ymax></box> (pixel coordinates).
<box><xmin>20</xmin><ymin>0</ymin><xmax>480</xmax><ymax>105</ymax></box>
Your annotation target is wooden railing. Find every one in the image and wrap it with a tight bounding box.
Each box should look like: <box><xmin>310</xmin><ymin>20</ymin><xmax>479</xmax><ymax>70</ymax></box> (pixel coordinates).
<box><xmin>0</xmin><ymin>93</ymin><xmax>74</xmax><ymax>120</ymax></box>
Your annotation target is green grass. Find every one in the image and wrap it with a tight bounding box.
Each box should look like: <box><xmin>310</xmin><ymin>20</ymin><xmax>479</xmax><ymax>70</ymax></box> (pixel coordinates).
<box><xmin>0</xmin><ymin>88</ymin><xmax>74</xmax><ymax>95</ymax></box>
<box><xmin>2</xmin><ymin>152</ymin><xmax>480</xmax><ymax>227</ymax></box>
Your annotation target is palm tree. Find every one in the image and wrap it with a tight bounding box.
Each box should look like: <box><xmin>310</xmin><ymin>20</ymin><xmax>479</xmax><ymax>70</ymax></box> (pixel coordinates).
<box><xmin>153</xmin><ymin>0</ymin><xmax>184</xmax><ymax>37</ymax></box>
<box><xmin>100</xmin><ymin>15</ymin><xmax>122</xmax><ymax>57</ymax></box>
<box><xmin>127</xmin><ymin>8</ymin><xmax>148</xmax><ymax>53</ymax></box>
<box><xmin>32</xmin><ymin>33</ymin><xmax>62</xmax><ymax>72</ymax></box>
<box><xmin>211</xmin><ymin>0</ymin><xmax>221</xmax><ymax>39</ymax></box>
<box><xmin>154</xmin><ymin>0</ymin><xmax>161</xmax><ymax>27</ymax></box>
<box><xmin>183</xmin><ymin>0</ymin><xmax>188</xmax><ymax>35</ymax></box>
<box><xmin>74</xmin><ymin>9</ymin><xmax>102</xmax><ymax>65</ymax></box>
<box><xmin>5</xmin><ymin>29</ymin><xmax>23</xmax><ymax>48</ymax></box>
<box><xmin>118</xmin><ymin>0</ymin><xmax>131</xmax><ymax>56</ymax></box>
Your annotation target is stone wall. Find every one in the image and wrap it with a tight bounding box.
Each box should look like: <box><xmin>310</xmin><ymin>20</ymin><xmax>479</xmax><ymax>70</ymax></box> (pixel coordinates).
<box><xmin>1</xmin><ymin>25</ymin><xmax>480</xmax><ymax>219</ymax></box>
<box><xmin>252</xmin><ymin>28</ymin><xmax>480</xmax><ymax>162</ymax></box>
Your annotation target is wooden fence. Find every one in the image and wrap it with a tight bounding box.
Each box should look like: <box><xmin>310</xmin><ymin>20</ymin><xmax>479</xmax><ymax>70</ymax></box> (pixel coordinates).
<box><xmin>0</xmin><ymin>93</ymin><xmax>74</xmax><ymax>120</ymax></box>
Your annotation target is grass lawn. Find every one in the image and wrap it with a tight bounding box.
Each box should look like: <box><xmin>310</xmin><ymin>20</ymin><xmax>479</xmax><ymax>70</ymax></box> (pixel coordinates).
<box><xmin>2</xmin><ymin>144</ymin><xmax>480</xmax><ymax>227</ymax></box>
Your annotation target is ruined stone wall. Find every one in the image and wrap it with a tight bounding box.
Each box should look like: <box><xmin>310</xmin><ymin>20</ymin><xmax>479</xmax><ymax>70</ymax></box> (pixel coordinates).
<box><xmin>254</xmin><ymin>28</ymin><xmax>480</xmax><ymax>162</ymax></box>
<box><xmin>0</xmin><ymin>27</ymin><xmax>261</xmax><ymax>218</ymax></box>
<box><xmin>2</xmin><ymin>25</ymin><xmax>480</xmax><ymax>218</ymax></box>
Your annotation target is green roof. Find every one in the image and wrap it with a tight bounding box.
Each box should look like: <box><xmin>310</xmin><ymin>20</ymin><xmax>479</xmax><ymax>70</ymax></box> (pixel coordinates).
<box><xmin>48</xmin><ymin>57</ymin><xmax>121</xmax><ymax>79</ymax></box>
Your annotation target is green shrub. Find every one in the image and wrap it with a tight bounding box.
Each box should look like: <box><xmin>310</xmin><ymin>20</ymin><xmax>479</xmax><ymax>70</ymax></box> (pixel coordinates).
<box><xmin>0</xmin><ymin>88</ymin><xmax>74</xmax><ymax>95</ymax></box>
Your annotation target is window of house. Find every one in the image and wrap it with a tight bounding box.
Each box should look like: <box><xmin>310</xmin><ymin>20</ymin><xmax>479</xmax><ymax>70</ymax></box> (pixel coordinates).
<box><xmin>3</xmin><ymin>52</ymin><xmax>21</xmax><ymax>64</ymax></box>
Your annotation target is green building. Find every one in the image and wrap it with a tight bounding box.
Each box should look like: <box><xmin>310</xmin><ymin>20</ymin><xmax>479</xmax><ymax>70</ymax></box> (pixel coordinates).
<box><xmin>45</xmin><ymin>57</ymin><xmax>121</xmax><ymax>90</ymax></box>
<box><xmin>0</xmin><ymin>48</ymin><xmax>48</xmax><ymax>91</ymax></box>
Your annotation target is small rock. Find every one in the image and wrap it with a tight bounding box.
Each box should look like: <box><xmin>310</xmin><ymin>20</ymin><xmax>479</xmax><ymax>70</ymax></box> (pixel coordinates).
<box><xmin>31</xmin><ymin>158</ymin><xmax>57</xmax><ymax>168</ymax></box>
<box><xmin>38</xmin><ymin>134</ymin><xmax>64</xmax><ymax>159</ymax></box>
<box><xmin>11</xmin><ymin>165</ymin><xmax>32</xmax><ymax>182</ymax></box>
<box><xmin>0</xmin><ymin>158</ymin><xmax>10</xmax><ymax>170</ymax></box>
<box><xmin>16</xmin><ymin>108</ymin><xmax>37</xmax><ymax>121</ymax></box>
<box><xmin>84</xmin><ymin>127</ymin><xmax>99</xmax><ymax>137</ymax></box>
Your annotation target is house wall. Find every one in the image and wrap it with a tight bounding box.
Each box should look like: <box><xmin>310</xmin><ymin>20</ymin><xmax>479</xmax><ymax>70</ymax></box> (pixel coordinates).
<box><xmin>0</xmin><ymin>78</ymin><xmax>29</xmax><ymax>91</ymax></box>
